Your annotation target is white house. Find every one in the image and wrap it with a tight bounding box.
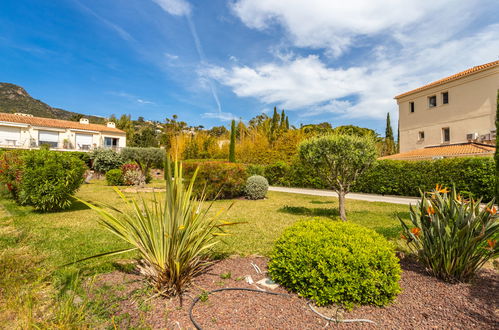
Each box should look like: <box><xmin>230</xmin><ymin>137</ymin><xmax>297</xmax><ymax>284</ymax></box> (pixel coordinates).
<box><xmin>0</xmin><ymin>112</ymin><xmax>126</xmax><ymax>151</ymax></box>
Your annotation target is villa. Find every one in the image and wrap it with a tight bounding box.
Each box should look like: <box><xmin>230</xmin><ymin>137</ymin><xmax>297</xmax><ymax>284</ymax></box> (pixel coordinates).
<box><xmin>0</xmin><ymin>112</ymin><xmax>126</xmax><ymax>151</ymax></box>
<box><xmin>387</xmin><ymin>60</ymin><xmax>498</xmax><ymax>160</ymax></box>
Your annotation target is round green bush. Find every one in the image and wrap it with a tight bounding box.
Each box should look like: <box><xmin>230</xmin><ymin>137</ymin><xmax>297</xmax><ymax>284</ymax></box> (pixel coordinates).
<box><xmin>106</xmin><ymin>169</ymin><xmax>124</xmax><ymax>186</ymax></box>
<box><xmin>90</xmin><ymin>149</ymin><xmax>124</xmax><ymax>174</ymax></box>
<box><xmin>18</xmin><ymin>150</ymin><xmax>86</xmax><ymax>211</ymax></box>
<box><xmin>245</xmin><ymin>175</ymin><xmax>268</xmax><ymax>199</ymax></box>
<box><xmin>268</xmin><ymin>219</ymin><xmax>401</xmax><ymax>308</ymax></box>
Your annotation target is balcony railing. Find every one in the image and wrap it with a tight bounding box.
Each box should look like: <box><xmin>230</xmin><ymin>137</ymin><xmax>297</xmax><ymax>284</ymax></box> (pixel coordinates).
<box><xmin>0</xmin><ymin>141</ymin><xmax>122</xmax><ymax>152</ymax></box>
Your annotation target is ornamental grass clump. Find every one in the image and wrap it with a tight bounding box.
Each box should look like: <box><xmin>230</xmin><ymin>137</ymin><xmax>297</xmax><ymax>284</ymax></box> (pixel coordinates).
<box><xmin>399</xmin><ymin>185</ymin><xmax>499</xmax><ymax>282</ymax></box>
<box><xmin>77</xmin><ymin>159</ymin><xmax>236</xmax><ymax>296</ymax></box>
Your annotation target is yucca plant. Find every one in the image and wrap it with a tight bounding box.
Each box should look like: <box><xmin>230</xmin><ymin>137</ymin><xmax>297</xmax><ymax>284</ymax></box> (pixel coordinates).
<box><xmin>76</xmin><ymin>158</ymin><xmax>236</xmax><ymax>296</ymax></box>
<box><xmin>399</xmin><ymin>185</ymin><xmax>498</xmax><ymax>282</ymax></box>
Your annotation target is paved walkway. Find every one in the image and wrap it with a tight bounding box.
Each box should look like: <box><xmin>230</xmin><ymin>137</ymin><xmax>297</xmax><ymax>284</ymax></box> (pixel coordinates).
<box><xmin>269</xmin><ymin>186</ymin><xmax>419</xmax><ymax>205</ymax></box>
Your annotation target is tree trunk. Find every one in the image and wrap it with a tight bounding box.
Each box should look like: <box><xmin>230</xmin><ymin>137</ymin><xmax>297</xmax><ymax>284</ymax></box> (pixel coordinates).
<box><xmin>338</xmin><ymin>190</ymin><xmax>347</xmax><ymax>221</ymax></box>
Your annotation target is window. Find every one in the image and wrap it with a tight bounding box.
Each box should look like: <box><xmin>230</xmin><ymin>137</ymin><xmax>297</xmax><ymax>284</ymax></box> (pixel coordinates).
<box><xmin>418</xmin><ymin>131</ymin><xmax>425</xmax><ymax>141</ymax></box>
<box><xmin>442</xmin><ymin>127</ymin><xmax>450</xmax><ymax>143</ymax></box>
<box><xmin>104</xmin><ymin>137</ymin><xmax>119</xmax><ymax>150</ymax></box>
<box><xmin>428</xmin><ymin>95</ymin><xmax>437</xmax><ymax>108</ymax></box>
<box><xmin>409</xmin><ymin>102</ymin><xmax>415</xmax><ymax>113</ymax></box>
<box><xmin>442</xmin><ymin>92</ymin><xmax>449</xmax><ymax>104</ymax></box>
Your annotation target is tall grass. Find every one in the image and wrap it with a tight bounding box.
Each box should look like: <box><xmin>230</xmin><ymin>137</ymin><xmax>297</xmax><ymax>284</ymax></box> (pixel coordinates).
<box><xmin>77</xmin><ymin>159</ymin><xmax>236</xmax><ymax>296</ymax></box>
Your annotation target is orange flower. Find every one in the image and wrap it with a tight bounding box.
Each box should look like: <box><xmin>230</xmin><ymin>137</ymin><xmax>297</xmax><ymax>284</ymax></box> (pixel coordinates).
<box><xmin>400</xmin><ymin>234</ymin><xmax>407</xmax><ymax>240</ymax></box>
<box><xmin>427</xmin><ymin>206</ymin><xmax>436</xmax><ymax>215</ymax></box>
<box><xmin>486</xmin><ymin>207</ymin><xmax>497</xmax><ymax>215</ymax></box>
<box><xmin>410</xmin><ymin>227</ymin><xmax>421</xmax><ymax>237</ymax></box>
<box><xmin>486</xmin><ymin>239</ymin><xmax>496</xmax><ymax>251</ymax></box>
<box><xmin>435</xmin><ymin>184</ymin><xmax>450</xmax><ymax>194</ymax></box>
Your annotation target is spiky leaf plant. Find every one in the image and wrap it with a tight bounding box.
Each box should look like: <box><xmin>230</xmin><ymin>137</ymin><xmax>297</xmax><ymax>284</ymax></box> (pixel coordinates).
<box><xmin>399</xmin><ymin>185</ymin><xmax>498</xmax><ymax>282</ymax></box>
<box><xmin>76</xmin><ymin>159</ymin><xmax>236</xmax><ymax>296</ymax></box>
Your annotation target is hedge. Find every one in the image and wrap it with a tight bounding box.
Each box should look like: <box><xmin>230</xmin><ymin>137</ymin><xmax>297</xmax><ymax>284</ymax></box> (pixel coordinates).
<box><xmin>261</xmin><ymin>157</ymin><xmax>495</xmax><ymax>201</ymax></box>
<box><xmin>183</xmin><ymin>161</ymin><xmax>248</xmax><ymax>200</ymax></box>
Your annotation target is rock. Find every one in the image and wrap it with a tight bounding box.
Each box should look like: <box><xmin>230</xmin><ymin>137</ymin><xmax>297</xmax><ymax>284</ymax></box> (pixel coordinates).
<box><xmin>256</xmin><ymin>278</ymin><xmax>279</xmax><ymax>290</ymax></box>
<box><xmin>244</xmin><ymin>275</ymin><xmax>254</xmax><ymax>284</ymax></box>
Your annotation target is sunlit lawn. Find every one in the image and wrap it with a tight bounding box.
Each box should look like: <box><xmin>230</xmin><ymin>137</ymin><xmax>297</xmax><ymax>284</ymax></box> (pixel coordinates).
<box><xmin>0</xmin><ymin>179</ymin><xmax>409</xmax><ymax>326</ymax></box>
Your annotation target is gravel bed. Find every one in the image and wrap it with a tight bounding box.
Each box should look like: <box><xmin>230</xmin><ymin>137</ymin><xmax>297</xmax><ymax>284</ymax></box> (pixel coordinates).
<box><xmin>89</xmin><ymin>256</ymin><xmax>498</xmax><ymax>329</ymax></box>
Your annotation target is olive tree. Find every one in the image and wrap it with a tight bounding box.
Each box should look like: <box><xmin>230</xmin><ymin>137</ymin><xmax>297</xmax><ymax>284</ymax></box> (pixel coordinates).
<box><xmin>121</xmin><ymin>147</ymin><xmax>165</xmax><ymax>182</ymax></box>
<box><xmin>299</xmin><ymin>134</ymin><xmax>377</xmax><ymax>221</ymax></box>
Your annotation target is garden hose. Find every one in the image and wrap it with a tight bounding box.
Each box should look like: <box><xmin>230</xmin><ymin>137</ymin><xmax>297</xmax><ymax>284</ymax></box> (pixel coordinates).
<box><xmin>188</xmin><ymin>287</ymin><xmax>376</xmax><ymax>329</ymax></box>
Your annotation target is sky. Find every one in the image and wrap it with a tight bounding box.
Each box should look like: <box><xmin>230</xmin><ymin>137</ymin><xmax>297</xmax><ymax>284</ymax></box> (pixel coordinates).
<box><xmin>1</xmin><ymin>0</ymin><xmax>498</xmax><ymax>135</ymax></box>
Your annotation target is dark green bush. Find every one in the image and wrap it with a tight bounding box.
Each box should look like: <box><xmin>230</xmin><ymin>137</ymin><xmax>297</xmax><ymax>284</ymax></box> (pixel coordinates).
<box><xmin>353</xmin><ymin>157</ymin><xmax>495</xmax><ymax>201</ymax></box>
<box><xmin>106</xmin><ymin>169</ymin><xmax>124</xmax><ymax>186</ymax></box>
<box><xmin>18</xmin><ymin>150</ymin><xmax>86</xmax><ymax>211</ymax></box>
<box><xmin>400</xmin><ymin>186</ymin><xmax>498</xmax><ymax>282</ymax></box>
<box><xmin>264</xmin><ymin>161</ymin><xmax>290</xmax><ymax>186</ymax></box>
<box><xmin>245</xmin><ymin>175</ymin><xmax>269</xmax><ymax>199</ymax></box>
<box><xmin>269</xmin><ymin>219</ymin><xmax>401</xmax><ymax>308</ymax></box>
<box><xmin>68</xmin><ymin>151</ymin><xmax>91</xmax><ymax>167</ymax></box>
<box><xmin>89</xmin><ymin>149</ymin><xmax>124</xmax><ymax>173</ymax></box>
<box><xmin>183</xmin><ymin>161</ymin><xmax>248</xmax><ymax>200</ymax></box>
<box><xmin>246</xmin><ymin>164</ymin><xmax>265</xmax><ymax>177</ymax></box>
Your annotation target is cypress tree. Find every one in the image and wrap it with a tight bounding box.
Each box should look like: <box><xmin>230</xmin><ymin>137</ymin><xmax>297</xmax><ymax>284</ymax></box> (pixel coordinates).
<box><xmin>384</xmin><ymin>113</ymin><xmax>395</xmax><ymax>155</ymax></box>
<box><xmin>495</xmin><ymin>90</ymin><xmax>499</xmax><ymax>202</ymax></box>
<box><xmin>285</xmin><ymin>116</ymin><xmax>290</xmax><ymax>130</ymax></box>
<box><xmin>279</xmin><ymin>109</ymin><xmax>286</xmax><ymax>129</ymax></box>
<box><xmin>229</xmin><ymin>119</ymin><xmax>236</xmax><ymax>162</ymax></box>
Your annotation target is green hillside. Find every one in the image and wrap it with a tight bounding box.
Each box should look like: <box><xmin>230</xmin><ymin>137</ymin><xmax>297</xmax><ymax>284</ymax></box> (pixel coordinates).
<box><xmin>0</xmin><ymin>82</ymin><xmax>104</xmax><ymax>123</ymax></box>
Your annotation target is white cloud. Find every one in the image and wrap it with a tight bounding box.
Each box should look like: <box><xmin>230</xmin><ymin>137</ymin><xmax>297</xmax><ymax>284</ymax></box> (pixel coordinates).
<box><xmin>164</xmin><ymin>53</ymin><xmax>179</xmax><ymax>60</ymax></box>
<box><xmin>231</xmin><ymin>0</ymin><xmax>475</xmax><ymax>57</ymax></box>
<box><xmin>152</xmin><ymin>0</ymin><xmax>191</xmax><ymax>16</ymax></box>
<box><xmin>203</xmin><ymin>111</ymin><xmax>237</xmax><ymax>121</ymax></box>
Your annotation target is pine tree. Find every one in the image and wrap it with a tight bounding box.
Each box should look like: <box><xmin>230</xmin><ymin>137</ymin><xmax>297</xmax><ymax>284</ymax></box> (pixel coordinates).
<box><xmin>495</xmin><ymin>90</ymin><xmax>499</xmax><ymax>202</ymax></box>
<box><xmin>229</xmin><ymin>119</ymin><xmax>236</xmax><ymax>162</ymax></box>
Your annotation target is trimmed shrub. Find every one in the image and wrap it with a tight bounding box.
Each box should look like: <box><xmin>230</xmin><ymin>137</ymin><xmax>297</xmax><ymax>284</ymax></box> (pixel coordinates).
<box><xmin>106</xmin><ymin>169</ymin><xmax>124</xmax><ymax>186</ymax></box>
<box><xmin>245</xmin><ymin>175</ymin><xmax>269</xmax><ymax>199</ymax></box>
<box><xmin>353</xmin><ymin>157</ymin><xmax>495</xmax><ymax>201</ymax></box>
<box><xmin>269</xmin><ymin>219</ymin><xmax>401</xmax><ymax>308</ymax></box>
<box><xmin>18</xmin><ymin>150</ymin><xmax>86</xmax><ymax>211</ymax></box>
<box><xmin>400</xmin><ymin>186</ymin><xmax>499</xmax><ymax>282</ymax></box>
<box><xmin>123</xmin><ymin>169</ymin><xmax>146</xmax><ymax>186</ymax></box>
<box><xmin>183</xmin><ymin>161</ymin><xmax>248</xmax><ymax>200</ymax></box>
<box><xmin>89</xmin><ymin>149</ymin><xmax>124</xmax><ymax>173</ymax></box>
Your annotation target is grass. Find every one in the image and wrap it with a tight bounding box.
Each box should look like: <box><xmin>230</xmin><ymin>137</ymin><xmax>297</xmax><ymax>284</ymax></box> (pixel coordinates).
<box><xmin>0</xmin><ymin>179</ymin><xmax>408</xmax><ymax>326</ymax></box>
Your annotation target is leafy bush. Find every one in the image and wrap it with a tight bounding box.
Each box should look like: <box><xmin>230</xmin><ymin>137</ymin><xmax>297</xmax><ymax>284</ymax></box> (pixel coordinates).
<box><xmin>246</xmin><ymin>164</ymin><xmax>265</xmax><ymax>177</ymax></box>
<box><xmin>123</xmin><ymin>169</ymin><xmax>145</xmax><ymax>186</ymax></box>
<box><xmin>0</xmin><ymin>150</ymin><xmax>24</xmax><ymax>199</ymax></box>
<box><xmin>399</xmin><ymin>186</ymin><xmax>499</xmax><ymax>282</ymax></box>
<box><xmin>106</xmin><ymin>169</ymin><xmax>124</xmax><ymax>186</ymax></box>
<box><xmin>353</xmin><ymin>157</ymin><xmax>495</xmax><ymax>201</ymax></box>
<box><xmin>183</xmin><ymin>161</ymin><xmax>248</xmax><ymax>200</ymax></box>
<box><xmin>121</xmin><ymin>147</ymin><xmax>165</xmax><ymax>183</ymax></box>
<box><xmin>18</xmin><ymin>150</ymin><xmax>86</xmax><ymax>211</ymax></box>
<box><xmin>245</xmin><ymin>175</ymin><xmax>269</xmax><ymax>200</ymax></box>
<box><xmin>67</xmin><ymin>151</ymin><xmax>91</xmax><ymax>167</ymax></box>
<box><xmin>89</xmin><ymin>149</ymin><xmax>124</xmax><ymax>174</ymax></box>
<box><xmin>269</xmin><ymin>219</ymin><xmax>401</xmax><ymax>308</ymax></box>
<box><xmin>77</xmin><ymin>159</ymin><xmax>237</xmax><ymax>296</ymax></box>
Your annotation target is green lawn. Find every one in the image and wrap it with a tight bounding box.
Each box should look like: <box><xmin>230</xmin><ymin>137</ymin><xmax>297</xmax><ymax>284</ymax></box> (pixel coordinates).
<box><xmin>0</xmin><ymin>179</ymin><xmax>409</xmax><ymax>327</ymax></box>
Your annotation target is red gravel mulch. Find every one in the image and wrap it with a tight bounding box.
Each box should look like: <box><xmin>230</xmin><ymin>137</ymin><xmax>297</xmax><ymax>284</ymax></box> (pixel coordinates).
<box><xmin>88</xmin><ymin>256</ymin><xmax>498</xmax><ymax>329</ymax></box>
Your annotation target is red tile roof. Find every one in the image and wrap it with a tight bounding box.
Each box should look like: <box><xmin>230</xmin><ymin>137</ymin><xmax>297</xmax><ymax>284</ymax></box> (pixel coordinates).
<box><xmin>395</xmin><ymin>60</ymin><xmax>499</xmax><ymax>99</ymax></box>
<box><xmin>379</xmin><ymin>142</ymin><xmax>495</xmax><ymax>161</ymax></box>
<box><xmin>0</xmin><ymin>112</ymin><xmax>125</xmax><ymax>134</ymax></box>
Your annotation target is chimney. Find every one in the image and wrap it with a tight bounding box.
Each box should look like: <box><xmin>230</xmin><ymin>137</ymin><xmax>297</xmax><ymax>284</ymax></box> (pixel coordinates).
<box><xmin>107</xmin><ymin>122</ymin><xmax>116</xmax><ymax>128</ymax></box>
<box><xmin>79</xmin><ymin>118</ymin><xmax>89</xmax><ymax>125</ymax></box>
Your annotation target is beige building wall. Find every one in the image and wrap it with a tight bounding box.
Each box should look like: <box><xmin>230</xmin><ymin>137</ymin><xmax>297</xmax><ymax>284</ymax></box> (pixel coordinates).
<box><xmin>397</xmin><ymin>66</ymin><xmax>498</xmax><ymax>153</ymax></box>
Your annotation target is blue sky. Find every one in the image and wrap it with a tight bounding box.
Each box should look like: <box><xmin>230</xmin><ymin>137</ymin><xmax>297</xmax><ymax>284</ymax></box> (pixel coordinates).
<box><xmin>1</xmin><ymin>0</ymin><xmax>498</xmax><ymax>134</ymax></box>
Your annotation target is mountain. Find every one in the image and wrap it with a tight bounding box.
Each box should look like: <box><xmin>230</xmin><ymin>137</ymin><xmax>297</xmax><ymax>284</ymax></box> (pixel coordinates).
<box><xmin>0</xmin><ymin>82</ymin><xmax>105</xmax><ymax>123</ymax></box>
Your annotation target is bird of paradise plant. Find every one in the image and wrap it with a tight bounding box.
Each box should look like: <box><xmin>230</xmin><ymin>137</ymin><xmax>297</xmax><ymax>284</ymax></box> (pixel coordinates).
<box><xmin>75</xmin><ymin>158</ymin><xmax>237</xmax><ymax>297</ymax></box>
<box><xmin>399</xmin><ymin>185</ymin><xmax>498</xmax><ymax>282</ymax></box>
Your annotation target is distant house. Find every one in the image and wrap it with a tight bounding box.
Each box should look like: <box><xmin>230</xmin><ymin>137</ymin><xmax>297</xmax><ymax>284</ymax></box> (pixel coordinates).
<box><xmin>0</xmin><ymin>113</ymin><xmax>126</xmax><ymax>151</ymax></box>
<box><xmin>394</xmin><ymin>60</ymin><xmax>498</xmax><ymax>156</ymax></box>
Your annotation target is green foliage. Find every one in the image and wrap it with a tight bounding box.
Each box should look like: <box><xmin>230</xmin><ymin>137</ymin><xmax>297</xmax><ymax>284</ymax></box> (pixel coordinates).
<box><xmin>76</xmin><ymin>159</ymin><xmax>237</xmax><ymax>296</ymax></box>
<box><xmin>105</xmin><ymin>169</ymin><xmax>124</xmax><ymax>186</ymax></box>
<box><xmin>245</xmin><ymin>175</ymin><xmax>269</xmax><ymax>200</ymax></box>
<box><xmin>353</xmin><ymin>157</ymin><xmax>495</xmax><ymax>201</ymax></box>
<box><xmin>246</xmin><ymin>164</ymin><xmax>265</xmax><ymax>177</ymax></box>
<box><xmin>382</xmin><ymin>113</ymin><xmax>396</xmax><ymax>156</ymax></box>
<box><xmin>0</xmin><ymin>150</ymin><xmax>25</xmax><ymax>199</ymax></box>
<box><xmin>89</xmin><ymin>149</ymin><xmax>124</xmax><ymax>174</ymax></box>
<box><xmin>332</xmin><ymin>125</ymin><xmax>377</xmax><ymax>138</ymax></box>
<box><xmin>299</xmin><ymin>134</ymin><xmax>377</xmax><ymax>220</ymax></box>
<box><xmin>67</xmin><ymin>152</ymin><xmax>91</xmax><ymax>167</ymax></box>
<box><xmin>264</xmin><ymin>161</ymin><xmax>290</xmax><ymax>186</ymax></box>
<box><xmin>183</xmin><ymin>161</ymin><xmax>248</xmax><ymax>200</ymax></box>
<box><xmin>269</xmin><ymin>219</ymin><xmax>401</xmax><ymax>308</ymax></box>
<box><xmin>18</xmin><ymin>150</ymin><xmax>86</xmax><ymax>211</ymax></box>
<box><xmin>121</xmin><ymin>147</ymin><xmax>165</xmax><ymax>183</ymax></box>
<box><xmin>229</xmin><ymin>120</ymin><xmax>236</xmax><ymax>162</ymax></box>
<box><xmin>399</xmin><ymin>186</ymin><xmax>498</xmax><ymax>282</ymax></box>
